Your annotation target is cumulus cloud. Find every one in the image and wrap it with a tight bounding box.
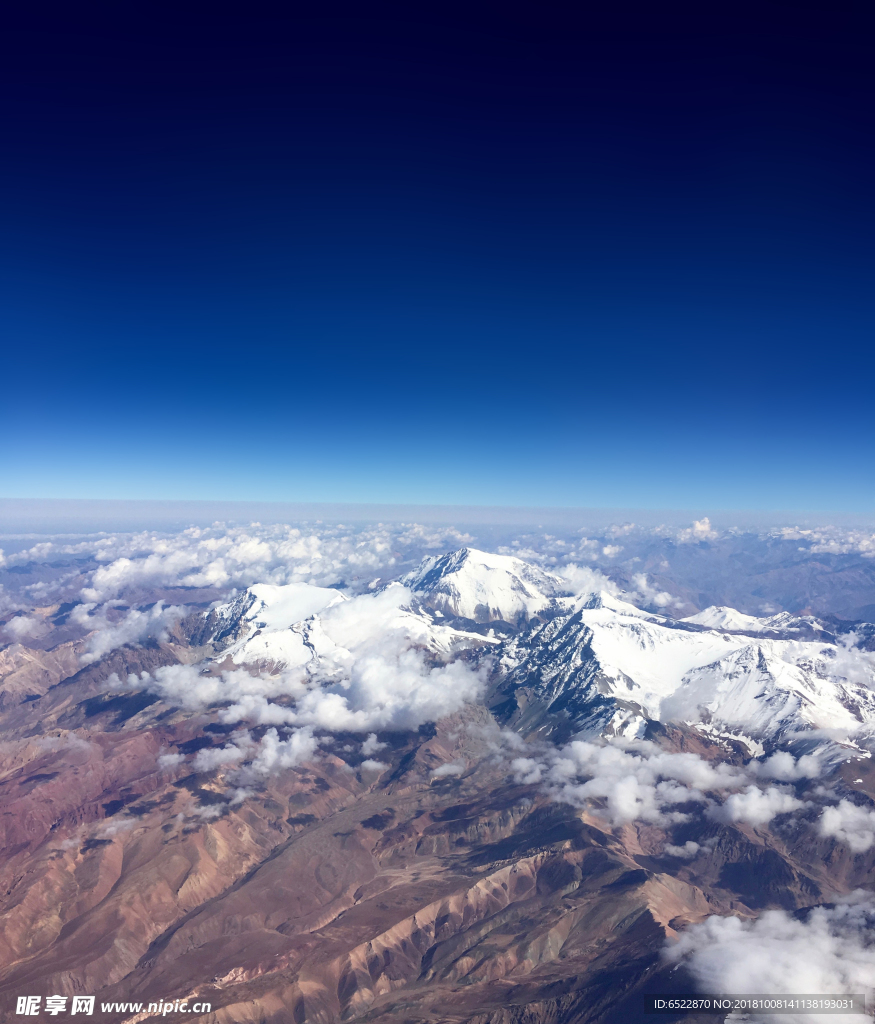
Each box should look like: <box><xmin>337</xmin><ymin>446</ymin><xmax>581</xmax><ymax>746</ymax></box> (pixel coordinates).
<box><xmin>774</xmin><ymin>525</ymin><xmax>875</xmax><ymax>559</ymax></box>
<box><xmin>35</xmin><ymin>734</ymin><xmax>95</xmax><ymax>755</ymax></box>
<box><xmin>193</xmin><ymin>740</ymin><xmax>252</xmax><ymax>773</ymax></box>
<box><xmin>557</xmin><ymin>564</ymin><xmax>621</xmax><ymax>598</ymax></box>
<box><xmin>129</xmin><ymin>585</ymin><xmax>489</xmax><ymax>739</ymax></box>
<box><xmin>184</xmin><ymin>728</ymin><xmax>319</xmax><ymax>780</ymax></box>
<box><xmin>819</xmin><ymin>800</ymin><xmax>875</xmax><ymax>852</ymax></box>
<box><xmin>558</xmin><ymin>563</ymin><xmax>680</xmax><ymax>613</ymax></box>
<box><xmin>510</xmin><ymin>740</ymin><xmax>834</xmax><ymax>831</ymax></box>
<box><xmin>246</xmin><ymin>727</ymin><xmax>319</xmax><ymax>775</ymax></box>
<box><xmin>707</xmin><ymin>785</ymin><xmax>806</xmax><ymax>827</ymax></box>
<box><xmin>512</xmin><ymin>738</ymin><xmax>751</xmax><ymax>826</ymax></box>
<box><xmin>666</xmin><ymin>892</ymin><xmax>875</xmax><ymax>1023</ymax></box>
<box><xmin>75</xmin><ymin>602</ymin><xmax>185</xmax><ymax>664</ymax></box>
<box><xmin>3</xmin><ymin>521</ymin><xmax>474</xmax><ymax>604</ymax></box>
<box><xmin>2</xmin><ymin>614</ymin><xmax>48</xmax><ymax>640</ymax></box>
<box><xmin>430</xmin><ymin>761</ymin><xmax>465</xmax><ymax>778</ymax></box>
<box><xmin>749</xmin><ymin>751</ymin><xmax>822</xmax><ymax>781</ymax></box>
<box><xmin>361</xmin><ymin>733</ymin><xmax>387</xmax><ymax>756</ymax></box>
<box><xmin>676</xmin><ymin>518</ymin><xmax>719</xmax><ymax>543</ymax></box>
<box><xmin>157</xmin><ymin>751</ymin><xmax>185</xmax><ymax>770</ymax></box>
<box><xmin>99</xmin><ymin>819</ymin><xmax>136</xmax><ymax>837</ymax></box>
<box><xmin>629</xmin><ymin>573</ymin><xmax>679</xmax><ymax>609</ymax></box>
<box><xmin>127</xmin><ymin>663</ymin><xmax>308</xmax><ymax>713</ymax></box>
<box><xmin>826</xmin><ymin>635</ymin><xmax>875</xmax><ymax>689</ymax></box>
<box><xmin>663</xmin><ymin>840</ymin><xmax>700</xmax><ymax>859</ymax></box>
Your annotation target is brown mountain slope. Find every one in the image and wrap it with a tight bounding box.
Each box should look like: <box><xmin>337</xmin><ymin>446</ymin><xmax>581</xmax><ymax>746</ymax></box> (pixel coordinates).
<box><xmin>0</xmin><ymin>644</ymin><xmax>871</xmax><ymax>1023</ymax></box>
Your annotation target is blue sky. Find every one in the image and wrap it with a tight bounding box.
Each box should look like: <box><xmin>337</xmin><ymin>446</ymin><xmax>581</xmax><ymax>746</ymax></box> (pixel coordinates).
<box><xmin>0</xmin><ymin>4</ymin><xmax>872</xmax><ymax>511</ymax></box>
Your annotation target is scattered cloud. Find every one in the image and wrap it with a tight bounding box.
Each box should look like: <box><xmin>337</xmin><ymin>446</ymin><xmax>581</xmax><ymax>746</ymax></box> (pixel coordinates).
<box><xmin>511</xmin><ymin>739</ymin><xmax>843</xmax><ymax>834</ymax></box>
<box><xmin>4</xmin><ymin>522</ymin><xmax>475</xmax><ymax>604</ymax></box>
<box><xmin>706</xmin><ymin>785</ymin><xmax>806</xmax><ymax>827</ymax></box>
<box><xmin>193</xmin><ymin>740</ymin><xmax>252</xmax><ymax>773</ymax></box>
<box><xmin>665</xmin><ymin>892</ymin><xmax>875</xmax><ymax>1022</ymax></box>
<box><xmin>819</xmin><ymin>800</ymin><xmax>875</xmax><ymax>852</ymax></box>
<box><xmin>512</xmin><ymin>738</ymin><xmax>750</xmax><ymax>826</ymax></box>
<box><xmin>663</xmin><ymin>840</ymin><xmax>700</xmax><ymax>859</ymax></box>
<box><xmin>246</xmin><ymin>727</ymin><xmax>319</xmax><ymax>775</ymax></box>
<box><xmin>775</xmin><ymin>526</ymin><xmax>875</xmax><ymax>559</ymax></box>
<box><xmin>676</xmin><ymin>518</ymin><xmax>719</xmax><ymax>543</ymax></box>
<box><xmin>557</xmin><ymin>564</ymin><xmax>621</xmax><ymax>598</ymax></box>
<box><xmin>75</xmin><ymin>602</ymin><xmax>185</xmax><ymax>664</ymax></box>
<box><xmin>629</xmin><ymin>573</ymin><xmax>679</xmax><ymax>609</ymax></box>
<box><xmin>129</xmin><ymin>585</ymin><xmax>489</xmax><ymax>742</ymax></box>
<box><xmin>361</xmin><ymin>733</ymin><xmax>387</xmax><ymax>756</ymax></box>
<box><xmin>2</xmin><ymin>614</ymin><xmax>48</xmax><ymax>640</ymax></box>
<box><xmin>157</xmin><ymin>751</ymin><xmax>185</xmax><ymax>770</ymax></box>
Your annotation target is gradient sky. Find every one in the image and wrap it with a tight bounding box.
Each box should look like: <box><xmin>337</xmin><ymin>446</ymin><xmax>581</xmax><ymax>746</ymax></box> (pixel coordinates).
<box><xmin>1</xmin><ymin>3</ymin><xmax>873</xmax><ymax>511</ymax></box>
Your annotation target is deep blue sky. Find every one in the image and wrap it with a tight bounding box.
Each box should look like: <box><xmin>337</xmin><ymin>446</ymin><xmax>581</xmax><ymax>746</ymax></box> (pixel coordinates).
<box><xmin>1</xmin><ymin>2</ymin><xmax>873</xmax><ymax>511</ymax></box>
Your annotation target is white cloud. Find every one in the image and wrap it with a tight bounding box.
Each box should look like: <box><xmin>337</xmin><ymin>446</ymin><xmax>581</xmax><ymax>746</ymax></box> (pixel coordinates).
<box><xmin>134</xmin><ymin>587</ymin><xmax>489</xmax><ymax>735</ymax></box>
<box><xmin>112</xmin><ymin>585</ymin><xmax>489</xmax><ymax>788</ymax></box>
<box><xmin>127</xmin><ymin>663</ymin><xmax>308</xmax><ymax>713</ymax></box>
<box><xmin>2</xmin><ymin>614</ymin><xmax>47</xmax><ymax>640</ymax></box>
<box><xmin>557</xmin><ymin>564</ymin><xmax>621</xmax><ymax>598</ymax></box>
<box><xmin>76</xmin><ymin>602</ymin><xmax>185</xmax><ymax>664</ymax></box>
<box><xmin>663</xmin><ymin>840</ymin><xmax>700</xmax><ymax>859</ymax></box>
<box><xmin>749</xmin><ymin>751</ymin><xmax>822</xmax><ymax>781</ymax></box>
<box><xmin>360</xmin><ymin>758</ymin><xmax>389</xmax><ymax>771</ymax></box>
<box><xmin>430</xmin><ymin>761</ymin><xmax>465</xmax><ymax>778</ymax></box>
<box><xmin>193</xmin><ymin>740</ymin><xmax>252</xmax><ymax>773</ymax></box>
<box><xmin>826</xmin><ymin>635</ymin><xmax>875</xmax><ymax>689</ymax></box>
<box><xmin>629</xmin><ymin>573</ymin><xmax>679</xmax><ymax>609</ymax></box>
<box><xmin>707</xmin><ymin>785</ymin><xmax>806</xmax><ymax>827</ymax></box>
<box><xmin>246</xmin><ymin>727</ymin><xmax>319</xmax><ymax>775</ymax></box>
<box><xmin>775</xmin><ymin>526</ymin><xmax>875</xmax><ymax>559</ymax></box>
<box><xmin>361</xmin><ymin>733</ymin><xmax>387</xmax><ymax>756</ymax></box>
<box><xmin>99</xmin><ymin>819</ymin><xmax>136</xmax><ymax>837</ymax></box>
<box><xmin>185</xmin><ymin>727</ymin><xmax>319</xmax><ymax>779</ymax></box>
<box><xmin>157</xmin><ymin>752</ymin><xmax>185</xmax><ymax>770</ymax></box>
<box><xmin>819</xmin><ymin>800</ymin><xmax>875</xmax><ymax>853</ymax></box>
<box><xmin>510</xmin><ymin>739</ymin><xmax>834</xmax><ymax>832</ymax></box>
<box><xmin>0</xmin><ymin>522</ymin><xmax>469</xmax><ymax>602</ymax></box>
<box><xmin>513</xmin><ymin>738</ymin><xmax>751</xmax><ymax>826</ymax></box>
<box><xmin>665</xmin><ymin>892</ymin><xmax>875</xmax><ymax>1023</ymax></box>
<box><xmin>676</xmin><ymin>518</ymin><xmax>719</xmax><ymax>543</ymax></box>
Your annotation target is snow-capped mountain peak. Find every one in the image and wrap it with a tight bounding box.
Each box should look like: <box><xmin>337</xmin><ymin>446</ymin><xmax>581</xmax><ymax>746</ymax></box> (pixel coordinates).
<box><xmin>401</xmin><ymin>547</ymin><xmax>570</xmax><ymax>624</ymax></box>
<box><xmin>183</xmin><ymin>548</ymin><xmax>875</xmax><ymax>758</ymax></box>
<box><xmin>682</xmin><ymin>605</ymin><xmax>766</xmax><ymax>632</ymax></box>
<box><xmin>575</xmin><ymin>590</ymin><xmax>660</xmax><ymax>620</ymax></box>
<box><xmin>682</xmin><ymin>605</ymin><xmax>834</xmax><ymax>640</ymax></box>
<box><xmin>187</xmin><ymin>581</ymin><xmax>347</xmax><ymax>665</ymax></box>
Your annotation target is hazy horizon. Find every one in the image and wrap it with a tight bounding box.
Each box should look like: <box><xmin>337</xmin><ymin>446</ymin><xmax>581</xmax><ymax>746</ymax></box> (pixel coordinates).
<box><xmin>1</xmin><ymin>496</ymin><xmax>874</xmax><ymax>539</ymax></box>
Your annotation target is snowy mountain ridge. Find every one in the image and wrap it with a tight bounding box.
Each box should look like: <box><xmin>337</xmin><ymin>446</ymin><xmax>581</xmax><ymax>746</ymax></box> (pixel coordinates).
<box><xmin>400</xmin><ymin>547</ymin><xmax>571</xmax><ymax>624</ymax></box>
<box><xmin>185</xmin><ymin>548</ymin><xmax>875</xmax><ymax>757</ymax></box>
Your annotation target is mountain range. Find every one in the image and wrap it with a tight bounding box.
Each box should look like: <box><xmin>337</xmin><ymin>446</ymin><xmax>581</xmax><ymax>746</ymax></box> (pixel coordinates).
<box><xmin>0</xmin><ymin>545</ymin><xmax>873</xmax><ymax>1022</ymax></box>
